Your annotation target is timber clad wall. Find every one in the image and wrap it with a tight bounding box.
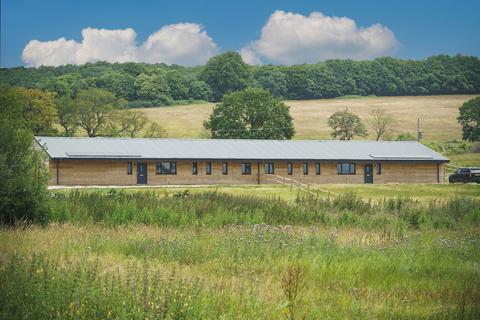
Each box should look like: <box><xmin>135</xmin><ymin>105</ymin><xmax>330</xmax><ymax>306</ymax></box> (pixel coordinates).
<box><xmin>48</xmin><ymin>159</ymin><xmax>444</xmax><ymax>186</ymax></box>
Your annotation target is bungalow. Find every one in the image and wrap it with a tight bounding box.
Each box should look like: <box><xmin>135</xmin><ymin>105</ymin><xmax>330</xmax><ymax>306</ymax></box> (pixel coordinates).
<box><xmin>34</xmin><ymin>136</ymin><xmax>449</xmax><ymax>186</ymax></box>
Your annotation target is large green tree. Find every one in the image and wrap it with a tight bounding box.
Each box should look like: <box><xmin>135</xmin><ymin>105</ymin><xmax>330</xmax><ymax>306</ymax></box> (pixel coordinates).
<box><xmin>0</xmin><ymin>89</ymin><xmax>50</xmax><ymax>224</ymax></box>
<box><xmin>75</xmin><ymin>88</ymin><xmax>119</xmax><ymax>137</ymax></box>
<box><xmin>189</xmin><ymin>80</ymin><xmax>212</xmax><ymax>101</ymax></box>
<box><xmin>134</xmin><ymin>73</ymin><xmax>171</xmax><ymax>103</ymax></box>
<box><xmin>253</xmin><ymin>66</ymin><xmax>287</xmax><ymax>98</ymax></box>
<box><xmin>458</xmin><ymin>96</ymin><xmax>480</xmax><ymax>141</ymax></box>
<box><xmin>328</xmin><ymin>108</ymin><xmax>368</xmax><ymax>140</ymax></box>
<box><xmin>204</xmin><ymin>88</ymin><xmax>295</xmax><ymax>139</ymax></box>
<box><xmin>105</xmin><ymin>110</ymin><xmax>149</xmax><ymax>137</ymax></box>
<box><xmin>56</xmin><ymin>96</ymin><xmax>78</xmax><ymax>137</ymax></box>
<box><xmin>97</xmin><ymin>71</ymin><xmax>136</xmax><ymax>100</ymax></box>
<box><xmin>200</xmin><ymin>52</ymin><xmax>251</xmax><ymax>101</ymax></box>
<box><xmin>15</xmin><ymin>87</ymin><xmax>58</xmax><ymax>135</ymax></box>
<box><xmin>165</xmin><ymin>71</ymin><xmax>189</xmax><ymax>100</ymax></box>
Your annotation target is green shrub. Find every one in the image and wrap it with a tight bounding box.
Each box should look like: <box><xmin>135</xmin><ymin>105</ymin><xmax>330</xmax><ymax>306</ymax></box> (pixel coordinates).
<box><xmin>0</xmin><ymin>89</ymin><xmax>50</xmax><ymax>225</ymax></box>
<box><xmin>47</xmin><ymin>190</ymin><xmax>480</xmax><ymax>230</ymax></box>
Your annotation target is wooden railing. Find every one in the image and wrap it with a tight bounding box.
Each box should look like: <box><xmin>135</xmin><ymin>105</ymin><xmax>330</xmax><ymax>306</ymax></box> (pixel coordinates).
<box><xmin>267</xmin><ymin>174</ymin><xmax>339</xmax><ymax>197</ymax></box>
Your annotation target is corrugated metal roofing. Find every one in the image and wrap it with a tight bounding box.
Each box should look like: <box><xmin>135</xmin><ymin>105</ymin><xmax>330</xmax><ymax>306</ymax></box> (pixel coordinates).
<box><xmin>34</xmin><ymin>136</ymin><xmax>449</xmax><ymax>162</ymax></box>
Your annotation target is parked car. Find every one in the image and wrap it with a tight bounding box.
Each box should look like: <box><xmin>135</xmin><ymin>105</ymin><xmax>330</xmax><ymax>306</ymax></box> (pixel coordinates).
<box><xmin>448</xmin><ymin>167</ymin><xmax>480</xmax><ymax>183</ymax></box>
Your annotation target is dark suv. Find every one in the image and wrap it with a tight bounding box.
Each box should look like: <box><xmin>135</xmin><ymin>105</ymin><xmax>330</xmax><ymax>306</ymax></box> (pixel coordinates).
<box><xmin>449</xmin><ymin>167</ymin><xmax>480</xmax><ymax>183</ymax></box>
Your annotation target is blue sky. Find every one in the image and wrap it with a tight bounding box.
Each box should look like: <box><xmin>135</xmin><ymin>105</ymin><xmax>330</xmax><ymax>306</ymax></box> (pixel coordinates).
<box><xmin>2</xmin><ymin>0</ymin><xmax>479</xmax><ymax>67</ymax></box>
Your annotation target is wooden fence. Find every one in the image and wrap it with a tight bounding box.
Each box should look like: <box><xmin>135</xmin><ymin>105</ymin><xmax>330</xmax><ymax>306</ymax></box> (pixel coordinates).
<box><xmin>267</xmin><ymin>174</ymin><xmax>339</xmax><ymax>197</ymax></box>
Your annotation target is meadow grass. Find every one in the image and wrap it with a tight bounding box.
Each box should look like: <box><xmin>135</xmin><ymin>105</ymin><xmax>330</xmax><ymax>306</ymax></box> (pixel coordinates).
<box><xmin>448</xmin><ymin>153</ymin><xmax>480</xmax><ymax>169</ymax></box>
<box><xmin>51</xmin><ymin>183</ymin><xmax>480</xmax><ymax>202</ymax></box>
<box><xmin>139</xmin><ymin>95</ymin><xmax>479</xmax><ymax>141</ymax></box>
<box><xmin>2</xmin><ymin>189</ymin><xmax>480</xmax><ymax>318</ymax></box>
<box><xmin>1</xmin><ymin>224</ymin><xmax>479</xmax><ymax>319</ymax></box>
<box><xmin>43</xmin><ymin>189</ymin><xmax>480</xmax><ymax>229</ymax></box>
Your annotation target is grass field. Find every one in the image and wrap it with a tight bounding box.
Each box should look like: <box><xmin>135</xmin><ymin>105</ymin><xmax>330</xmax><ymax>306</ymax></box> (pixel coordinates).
<box><xmin>140</xmin><ymin>95</ymin><xmax>479</xmax><ymax>141</ymax></box>
<box><xmin>1</xmin><ymin>188</ymin><xmax>480</xmax><ymax>319</ymax></box>
<box><xmin>53</xmin><ymin>183</ymin><xmax>480</xmax><ymax>202</ymax></box>
<box><xmin>1</xmin><ymin>225</ymin><xmax>479</xmax><ymax>319</ymax></box>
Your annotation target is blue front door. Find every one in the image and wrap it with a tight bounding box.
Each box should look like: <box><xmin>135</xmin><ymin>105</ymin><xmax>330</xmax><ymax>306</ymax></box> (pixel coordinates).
<box><xmin>137</xmin><ymin>163</ymin><xmax>147</xmax><ymax>184</ymax></box>
<box><xmin>364</xmin><ymin>164</ymin><xmax>373</xmax><ymax>184</ymax></box>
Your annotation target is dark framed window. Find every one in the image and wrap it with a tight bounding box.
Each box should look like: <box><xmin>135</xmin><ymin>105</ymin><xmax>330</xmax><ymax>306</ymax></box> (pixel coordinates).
<box><xmin>287</xmin><ymin>162</ymin><xmax>293</xmax><ymax>175</ymax></box>
<box><xmin>315</xmin><ymin>162</ymin><xmax>321</xmax><ymax>175</ymax></box>
<box><xmin>206</xmin><ymin>162</ymin><xmax>212</xmax><ymax>175</ymax></box>
<box><xmin>265</xmin><ymin>162</ymin><xmax>274</xmax><ymax>174</ymax></box>
<box><xmin>222</xmin><ymin>162</ymin><xmax>228</xmax><ymax>175</ymax></box>
<box><xmin>192</xmin><ymin>162</ymin><xmax>198</xmax><ymax>175</ymax></box>
<box><xmin>337</xmin><ymin>163</ymin><xmax>356</xmax><ymax>175</ymax></box>
<box><xmin>303</xmin><ymin>162</ymin><xmax>309</xmax><ymax>175</ymax></box>
<box><xmin>156</xmin><ymin>161</ymin><xmax>176</xmax><ymax>174</ymax></box>
<box><xmin>127</xmin><ymin>162</ymin><xmax>132</xmax><ymax>175</ymax></box>
<box><xmin>242</xmin><ymin>162</ymin><xmax>251</xmax><ymax>175</ymax></box>
<box><xmin>376</xmin><ymin>163</ymin><xmax>382</xmax><ymax>175</ymax></box>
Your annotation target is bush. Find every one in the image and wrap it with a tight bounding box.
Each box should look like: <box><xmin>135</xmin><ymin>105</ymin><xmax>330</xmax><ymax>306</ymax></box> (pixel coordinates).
<box><xmin>0</xmin><ymin>89</ymin><xmax>50</xmax><ymax>224</ymax></box>
<box><xmin>470</xmin><ymin>142</ymin><xmax>480</xmax><ymax>153</ymax></box>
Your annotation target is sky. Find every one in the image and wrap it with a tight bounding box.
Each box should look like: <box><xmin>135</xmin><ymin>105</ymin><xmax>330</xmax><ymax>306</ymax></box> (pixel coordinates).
<box><xmin>1</xmin><ymin>0</ymin><xmax>479</xmax><ymax>67</ymax></box>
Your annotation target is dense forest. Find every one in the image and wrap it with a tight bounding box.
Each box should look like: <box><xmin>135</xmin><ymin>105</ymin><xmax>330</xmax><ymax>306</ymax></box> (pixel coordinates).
<box><xmin>1</xmin><ymin>53</ymin><xmax>479</xmax><ymax>107</ymax></box>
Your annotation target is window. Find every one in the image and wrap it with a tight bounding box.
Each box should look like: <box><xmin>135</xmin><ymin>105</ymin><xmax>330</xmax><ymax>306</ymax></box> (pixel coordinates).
<box><xmin>287</xmin><ymin>162</ymin><xmax>293</xmax><ymax>175</ymax></box>
<box><xmin>192</xmin><ymin>162</ymin><xmax>198</xmax><ymax>175</ymax></box>
<box><xmin>265</xmin><ymin>162</ymin><xmax>274</xmax><ymax>174</ymax></box>
<box><xmin>156</xmin><ymin>162</ymin><xmax>176</xmax><ymax>174</ymax></box>
<box><xmin>127</xmin><ymin>162</ymin><xmax>132</xmax><ymax>175</ymax></box>
<box><xmin>303</xmin><ymin>162</ymin><xmax>309</xmax><ymax>175</ymax></box>
<box><xmin>242</xmin><ymin>162</ymin><xmax>251</xmax><ymax>175</ymax></box>
<box><xmin>222</xmin><ymin>162</ymin><xmax>228</xmax><ymax>175</ymax></box>
<box><xmin>337</xmin><ymin>163</ymin><xmax>356</xmax><ymax>175</ymax></box>
<box><xmin>376</xmin><ymin>163</ymin><xmax>382</xmax><ymax>175</ymax></box>
<box><xmin>206</xmin><ymin>162</ymin><xmax>212</xmax><ymax>175</ymax></box>
<box><xmin>315</xmin><ymin>162</ymin><xmax>321</xmax><ymax>175</ymax></box>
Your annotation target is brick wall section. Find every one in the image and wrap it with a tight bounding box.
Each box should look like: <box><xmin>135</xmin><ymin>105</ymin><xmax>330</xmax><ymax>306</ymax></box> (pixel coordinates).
<box><xmin>48</xmin><ymin>159</ymin><xmax>445</xmax><ymax>186</ymax></box>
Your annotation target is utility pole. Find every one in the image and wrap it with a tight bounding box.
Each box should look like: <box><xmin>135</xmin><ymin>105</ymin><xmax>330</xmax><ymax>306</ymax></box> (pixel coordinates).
<box><xmin>417</xmin><ymin>118</ymin><xmax>424</xmax><ymax>142</ymax></box>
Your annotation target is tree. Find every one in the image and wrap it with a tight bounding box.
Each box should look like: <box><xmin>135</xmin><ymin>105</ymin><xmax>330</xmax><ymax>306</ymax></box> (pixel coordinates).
<box><xmin>14</xmin><ymin>87</ymin><xmax>58</xmax><ymax>135</ymax></box>
<box><xmin>189</xmin><ymin>80</ymin><xmax>212</xmax><ymax>101</ymax></box>
<box><xmin>367</xmin><ymin>107</ymin><xmax>396</xmax><ymax>140</ymax></box>
<box><xmin>328</xmin><ymin>108</ymin><xmax>368</xmax><ymax>140</ymax></box>
<box><xmin>75</xmin><ymin>88</ymin><xmax>118</xmax><ymax>137</ymax></box>
<box><xmin>204</xmin><ymin>88</ymin><xmax>295</xmax><ymax>139</ymax></box>
<box><xmin>0</xmin><ymin>88</ymin><xmax>50</xmax><ymax>224</ymax></box>
<box><xmin>143</xmin><ymin>121</ymin><xmax>167</xmax><ymax>138</ymax></box>
<box><xmin>97</xmin><ymin>71</ymin><xmax>136</xmax><ymax>100</ymax></box>
<box><xmin>253</xmin><ymin>67</ymin><xmax>287</xmax><ymax>98</ymax></box>
<box><xmin>165</xmin><ymin>71</ymin><xmax>189</xmax><ymax>100</ymax></box>
<box><xmin>458</xmin><ymin>96</ymin><xmax>480</xmax><ymax>141</ymax></box>
<box><xmin>134</xmin><ymin>73</ymin><xmax>171</xmax><ymax>103</ymax></box>
<box><xmin>56</xmin><ymin>96</ymin><xmax>78</xmax><ymax>136</ymax></box>
<box><xmin>106</xmin><ymin>110</ymin><xmax>149</xmax><ymax>137</ymax></box>
<box><xmin>200</xmin><ymin>52</ymin><xmax>251</xmax><ymax>101</ymax></box>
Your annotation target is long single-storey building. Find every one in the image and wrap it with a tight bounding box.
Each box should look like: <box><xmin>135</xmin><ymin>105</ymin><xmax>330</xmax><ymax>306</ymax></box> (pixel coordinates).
<box><xmin>34</xmin><ymin>136</ymin><xmax>449</xmax><ymax>186</ymax></box>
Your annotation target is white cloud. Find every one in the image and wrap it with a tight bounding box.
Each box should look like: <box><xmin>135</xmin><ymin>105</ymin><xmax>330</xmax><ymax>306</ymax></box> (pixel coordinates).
<box><xmin>22</xmin><ymin>24</ymin><xmax>218</xmax><ymax>67</ymax></box>
<box><xmin>239</xmin><ymin>47</ymin><xmax>262</xmax><ymax>65</ymax></box>
<box><xmin>140</xmin><ymin>23</ymin><xmax>218</xmax><ymax>66</ymax></box>
<box><xmin>240</xmin><ymin>10</ymin><xmax>398</xmax><ymax>65</ymax></box>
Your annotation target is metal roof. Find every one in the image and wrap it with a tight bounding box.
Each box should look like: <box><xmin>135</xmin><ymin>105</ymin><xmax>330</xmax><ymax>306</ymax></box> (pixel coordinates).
<box><xmin>34</xmin><ymin>136</ymin><xmax>449</xmax><ymax>162</ymax></box>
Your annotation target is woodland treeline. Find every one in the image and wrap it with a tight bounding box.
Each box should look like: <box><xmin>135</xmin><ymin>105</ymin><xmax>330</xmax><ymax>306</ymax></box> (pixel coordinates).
<box><xmin>1</xmin><ymin>53</ymin><xmax>479</xmax><ymax>107</ymax></box>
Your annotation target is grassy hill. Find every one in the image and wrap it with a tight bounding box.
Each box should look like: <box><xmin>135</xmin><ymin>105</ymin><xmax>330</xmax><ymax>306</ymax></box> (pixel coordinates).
<box><xmin>140</xmin><ymin>94</ymin><xmax>479</xmax><ymax>142</ymax></box>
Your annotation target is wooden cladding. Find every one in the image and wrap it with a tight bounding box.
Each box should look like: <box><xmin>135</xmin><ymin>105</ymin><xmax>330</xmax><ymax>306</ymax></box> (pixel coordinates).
<box><xmin>48</xmin><ymin>159</ymin><xmax>445</xmax><ymax>186</ymax></box>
